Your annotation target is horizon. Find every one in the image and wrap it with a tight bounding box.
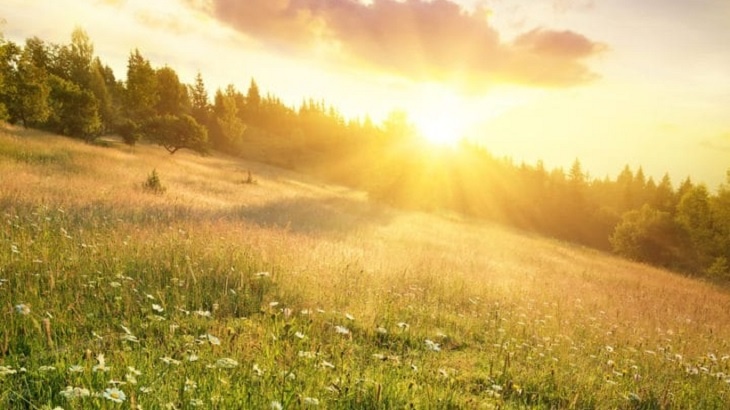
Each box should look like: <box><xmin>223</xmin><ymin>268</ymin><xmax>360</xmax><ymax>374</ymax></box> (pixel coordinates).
<box><xmin>1</xmin><ymin>0</ymin><xmax>728</xmax><ymax>187</ymax></box>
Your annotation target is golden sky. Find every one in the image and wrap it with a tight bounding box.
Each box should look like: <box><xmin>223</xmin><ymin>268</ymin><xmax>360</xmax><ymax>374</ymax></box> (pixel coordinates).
<box><xmin>1</xmin><ymin>0</ymin><xmax>729</xmax><ymax>187</ymax></box>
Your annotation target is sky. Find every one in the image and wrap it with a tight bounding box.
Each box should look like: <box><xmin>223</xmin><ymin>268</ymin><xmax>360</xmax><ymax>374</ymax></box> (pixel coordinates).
<box><xmin>1</xmin><ymin>0</ymin><xmax>729</xmax><ymax>187</ymax></box>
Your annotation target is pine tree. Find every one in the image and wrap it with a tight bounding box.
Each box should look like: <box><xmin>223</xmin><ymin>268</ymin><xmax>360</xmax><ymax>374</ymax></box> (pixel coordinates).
<box><xmin>124</xmin><ymin>49</ymin><xmax>157</xmax><ymax>123</ymax></box>
<box><xmin>189</xmin><ymin>72</ymin><xmax>209</xmax><ymax>126</ymax></box>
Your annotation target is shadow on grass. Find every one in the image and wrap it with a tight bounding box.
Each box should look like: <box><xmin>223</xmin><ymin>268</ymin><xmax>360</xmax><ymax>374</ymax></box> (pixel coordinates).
<box><xmin>229</xmin><ymin>195</ymin><xmax>395</xmax><ymax>236</ymax></box>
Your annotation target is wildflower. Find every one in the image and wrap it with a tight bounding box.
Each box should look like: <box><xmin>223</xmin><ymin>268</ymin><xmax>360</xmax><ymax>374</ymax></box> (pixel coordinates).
<box><xmin>15</xmin><ymin>304</ymin><xmax>31</xmax><ymax>315</ymax></box>
<box><xmin>411</xmin><ymin>364</ymin><xmax>418</xmax><ymax>372</ymax></box>
<box><xmin>334</xmin><ymin>325</ymin><xmax>350</xmax><ymax>335</ymax></box>
<box><xmin>125</xmin><ymin>373</ymin><xmax>138</xmax><ymax>385</ymax></box>
<box><xmin>255</xmin><ymin>271</ymin><xmax>271</xmax><ymax>278</ymax></box>
<box><xmin>145</xmin><ymin>293</ymin><xmax>155</xmax><ymax>300</ymax></box>
<box><xmin>139</xmin><ymin>387</ymin><xmax>153</xmax><ymax>394</ymax></box>
<box><xmin>439</xmin><ymin>368</ymin><xmax>449</xmax><ymax>377</ymax></box>
<box><xmin>204</xmin><ymin>334</ymin><xmax>221</xmax><ymax>346</ymax></box>
<box><xmin>252</xmin><ymin>363</ymin><xmax>264</xmax><ymax>376</ymax></box>
<box><xmin>103</xmin><ymin>387</ymin><xmax>126</xmax><ymax>403</ymax></box>
<box><xmin>397</xmin><ymin>322</ymin><xmax>409</xmax><ymax>330</ymax></box>
<box><xmin>189</xmin><ymin>399</ymin><xmax>204</xmax><ymax>407</ymax></box>
<box><xmin>321</xmin><ymin>360</ymin><xmax>335</xmax><ymax>369</ymax></box>
<box><xmin>194</xmin><ymin>310</ymin><xmax>211</xmax><ymax>317</ymax></box>
<box><xmin>269</xmin><ymin>301</ymin><xmax>280</xmax><ymax>308</ymax></box>
<box><xmin>93</xmin><ymin>354</ymin><xmax>110</xmax><ymax>372</ymax></box>
<box><xmin>152</xmin><ymin>304</ymin><xmax>164</xmax><ymax>313</ymax></box>
<box><xmin>68</xmin><ymin>365</ymin><xmax>84</xmax><ymax>373</ymax></box>
<box><xmin>0</xmin><ymin>366</ymin><xmax>17</xmax><ymax>376</ymax></box>
<box><xmin>372</xmin><ymin>353</ymin><xmax>387</xmax><ymax>361</ymax></box>
<box><xmin>38</xmin><ymin>365</ymin><xmax>56</xmax><ymax>372</ymax></box>
<box><xmin>215</xmin><ymin>358</ymin><xmax>239</xmax><ymax>369</ymax></box>
<box><xmin>10</xmin><ymin>244</ymin><xmax>19</xmax><ymax>254</ymax></box>
<box><xmin>425</xmin><ymin>339</ymin><xmax>441</xmax><ymax>352</ymax></box>
<box><xmin>127</xmin><ymin>367</ymin><xmax>142</xmax><ymax>376</ymax></box>
<box><xmin>345</xmin><ymin>313</ymin><xmax>355</xmax><ymax>321</ymax></box>
<box><xmin>303</xmin><ymin>397</ymin><xmax>320</xmax><ymax>406</ymax></box>
<box><xmin>298</xmin><ymin>351</ymin><xmax>316</xmax><ymax>359</ymax></box>
<box><xmin>185</xmin><ymin>378</ymin><xmax>198</xmax><ymax>391</ymax></box>
<box><xmin>188</xmin><ymin>353</ymin><xmax>199</xmax><ymax>362</ymax></box>
<box><xmin>161</xmin><ymin>357</ymin><xmax>181</xmax><ymax>366</ymax></box>
<box><xmin>59</xmin><ymin>386</ymin><xmax>91</xmax><ymax>399</ymax></box>
<box><xmin>121</xmin><ymin>334</ymin><xmax>139</xmax><ymax>343</ymax></box>
<box><xmin>605</xmin><ymin>346</ymin><xmax>614</xmax><ymax>353</ymax></box>
<box><xmin>294</xmin><ymin>331</ymin><xmax>305</xmax><ymax>339</ymax></box>
<box><xmin>271</xmin><ymin>401</ymin><xmax>283</xmax><ymax>410</ymax></box>
<box><xmin>109</xmin><ymin>281</ymin><xmax>122</xmax><ymax>288</ymax></box>
<box><xmin>376</xmin><ymin>326</ymin><xmax>388</xmax><ymax>334</ymax></box>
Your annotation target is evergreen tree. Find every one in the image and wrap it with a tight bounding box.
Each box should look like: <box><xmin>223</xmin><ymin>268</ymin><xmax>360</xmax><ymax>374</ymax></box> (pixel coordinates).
<box><xmin>124</xmin><ymin>49</ymin><xmax>157</xmax><ymax>123</ymax></box>
<box><xmin>212</xmin><ymin>84</ymin><xmax>246</xmax><ymax>152</ymax></box>
<box><xmin>189</xmin><ymin>72</ymin><xmax>209</xmax><ymax>127</ymax></box>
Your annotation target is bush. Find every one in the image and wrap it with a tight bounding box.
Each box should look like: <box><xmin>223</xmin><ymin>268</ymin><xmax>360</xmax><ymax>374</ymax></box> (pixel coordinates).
<box><xmin>143</xmin><ymin>169</ymin><xmax>166</xmax><ymax>194</ymax></box>
<box><xmin>610</xmin><ymin>205</ymin><xmax>687</xmax><ymax>268</ymax></box>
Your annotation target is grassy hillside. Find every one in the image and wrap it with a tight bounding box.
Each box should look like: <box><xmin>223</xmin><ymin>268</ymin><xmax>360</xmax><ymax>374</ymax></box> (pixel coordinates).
<box><xmin>2</xmin><ymin>124</ymin><xmax>730</xmax><ymax>409</ymax></box>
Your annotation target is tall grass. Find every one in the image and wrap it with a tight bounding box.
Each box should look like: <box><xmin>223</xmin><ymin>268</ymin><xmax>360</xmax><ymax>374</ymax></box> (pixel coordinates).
<box><xmin>2</xmin><ymin>124</ymin><xmax>730</xmax><ymax>408</ymax></box>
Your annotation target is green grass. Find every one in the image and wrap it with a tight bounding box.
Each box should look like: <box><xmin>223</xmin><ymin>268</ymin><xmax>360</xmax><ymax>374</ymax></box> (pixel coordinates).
<box><xmin>2</xmin><ymin>124</ymin><xmax>730</xmax><ymax>409</ymax></box>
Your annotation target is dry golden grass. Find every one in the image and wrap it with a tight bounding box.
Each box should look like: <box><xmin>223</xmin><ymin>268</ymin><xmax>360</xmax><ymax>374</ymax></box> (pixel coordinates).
<box><xmin>2</xmin><ymin>123</ymin><xmax>730</xmax><ymax>408</ymax></box>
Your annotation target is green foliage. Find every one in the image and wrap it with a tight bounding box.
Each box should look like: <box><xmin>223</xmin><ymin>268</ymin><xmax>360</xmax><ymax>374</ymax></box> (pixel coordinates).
<box><xmin>143</xmin><ymin>114</ymin><xmax>208</xmax><ymax>155</ymax></box>
<box><xmin>46</xmin><ymin>74</ymin><xmax>102</xmax><ymax>141</ymax></box>
<box><xmin>124</xmin><ymin>49</ymin><xmax>157</xmax><ymax>122</ymax></box>
<box><xmin>155</xmin><ymin>66</ymin><xmax>189</xmax><ymax>116</ymax></box>
<box><xmin>142</xmin><ymin>168</ymin><xmax>166</xmax><ymax>194</ymax></box>
<box><xmin>705</xmin><ymin>257</ymin><xmax>729</xmax><ymax>281</ymax></box>
<box><xmin>610</xmin><ymin>205</ymin><xmax>686</xmax><ymax>267</ymax></box>
<box><xmin>0</xmin><ymin>39</ymin><xmax>51</xmax><ymax>128</ymax></box>
<box><xmin>115</xmin><ymin>117</ymin><xmax>142</xmax><ymax>146</ymax></box>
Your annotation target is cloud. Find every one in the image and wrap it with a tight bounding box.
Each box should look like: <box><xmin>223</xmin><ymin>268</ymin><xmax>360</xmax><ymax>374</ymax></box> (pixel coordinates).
<box><xmin>700</xmin><ymin>132</ymin><xmax>730</xmax><ymax>153</ymax></box>
<box><xmin>202</xmin><ymin>0</ymin><xmax>604</xmax><ymax>89</ymax></box>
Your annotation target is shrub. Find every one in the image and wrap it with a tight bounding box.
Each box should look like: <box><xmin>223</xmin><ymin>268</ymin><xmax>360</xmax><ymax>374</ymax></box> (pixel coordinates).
<box><xmin>143</xmin><ymin>169</ymin><xmax>166</xmax><ymax>194</ymax></box>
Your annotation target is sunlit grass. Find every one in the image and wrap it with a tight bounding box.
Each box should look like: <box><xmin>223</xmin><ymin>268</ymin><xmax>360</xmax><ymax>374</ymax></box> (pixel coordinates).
<box><xmin>2</xmin><ymin>124</ymin><xmax>730</xmax><ymax>408</ymax></box>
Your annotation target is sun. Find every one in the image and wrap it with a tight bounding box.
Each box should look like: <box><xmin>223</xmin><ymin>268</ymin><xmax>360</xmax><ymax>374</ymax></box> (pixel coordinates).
<box><xmin>413</xmin><ymin>113</ymin><xmax>466</xmax><ymax>146</ymax></box>
<box><xmin>408</xmin><ymin>84</ymin><xmax>471</xmax><ymax>147</ymax></box>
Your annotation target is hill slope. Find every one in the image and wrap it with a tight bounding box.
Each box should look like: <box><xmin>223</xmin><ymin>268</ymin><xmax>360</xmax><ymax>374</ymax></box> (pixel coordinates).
<box><xmin>2</xmin><ymin>124</ymin><xmax>730</xmax><ymax>408</ymax></box>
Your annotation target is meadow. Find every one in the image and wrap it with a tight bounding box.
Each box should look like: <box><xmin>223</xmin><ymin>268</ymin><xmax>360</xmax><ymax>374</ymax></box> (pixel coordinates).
<box><xmin>1</xmin><ymin>124</ymin><xmax>730</xmax><ymax>409</ymax></box>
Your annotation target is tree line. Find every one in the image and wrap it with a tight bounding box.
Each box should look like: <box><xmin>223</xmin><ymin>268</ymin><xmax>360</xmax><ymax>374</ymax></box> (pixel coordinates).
<box><xmin>1</xmin><ymin>29</ymin><xmax>728</xmax><ymax>280</ymax></box>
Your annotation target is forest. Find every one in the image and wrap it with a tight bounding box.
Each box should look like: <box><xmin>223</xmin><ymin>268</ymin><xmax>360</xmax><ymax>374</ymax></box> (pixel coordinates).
<box><xmin>1</xmin><ymin>29</ymin><xmax>729</xmax><ymax>280</ymax></box>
